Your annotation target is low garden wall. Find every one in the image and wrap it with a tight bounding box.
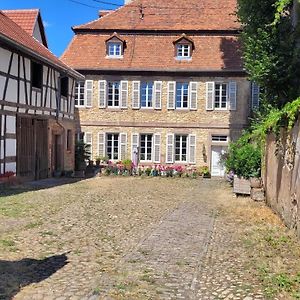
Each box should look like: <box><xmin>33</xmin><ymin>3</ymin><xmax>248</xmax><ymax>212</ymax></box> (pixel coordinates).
<box><xmin>264</xmin><ymin>118</ymin><xmax>300</xmax><ymax>236</ymax></box>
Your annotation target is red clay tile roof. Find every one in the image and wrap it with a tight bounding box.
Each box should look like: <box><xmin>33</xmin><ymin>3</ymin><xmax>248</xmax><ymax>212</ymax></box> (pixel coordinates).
<box><xmin>73</xmin><ymin>0</ymin><xmax>239</xmax><ymax>31</ymax></box>
<box><xmin>0</xmin><ymin>10</ymin><xmax>82</xmax><ymax>78</ymax></box>
<box><xmin>62</xmin><ymin>0</ymin><xmax>243</xmax><ymax>72</ymax></box>
<box><xmin>2</xmin><ymin>9</ymin><xmax>39</xmax><ymax>36</ymax></box>
<box><xmin>61</xmin><ymin>34</ymin><xmax>243</xmax><ymax>71</ymax></box>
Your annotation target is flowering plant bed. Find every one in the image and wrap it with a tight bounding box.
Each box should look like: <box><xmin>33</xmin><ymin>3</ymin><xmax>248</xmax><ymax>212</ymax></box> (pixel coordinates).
<box><xmin>99</xmin><ymin>160</ymin><xmax>210</xmax><ymax>178</ymax></box>
<box><xmin>0</xmin><ymin>171</ymin><xmax>16</xmax><ymax>185</ymax></box>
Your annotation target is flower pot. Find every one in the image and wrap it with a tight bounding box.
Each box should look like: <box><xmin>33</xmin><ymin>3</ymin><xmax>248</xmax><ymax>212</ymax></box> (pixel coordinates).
<box><xmin>250</xmin><ymin>177</ymin><xmax>262</xmax><ymax>188</ymax></box>
<box><xmin>233</xmin><ymin>176</ymin><xmax>251</xmax><ymax>195</ymax></box>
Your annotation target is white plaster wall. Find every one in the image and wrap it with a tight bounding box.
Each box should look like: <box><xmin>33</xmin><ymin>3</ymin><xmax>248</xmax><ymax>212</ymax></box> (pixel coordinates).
<box><xmin>6</xmin><ymin>116</ymin><xmax>16</xmax><ymax>134</ymax></box>
<box><xmin>5</xmin><ymin>162</ymin><xmax>16</xmax><ymax>173</ymax></box>
<box><xmin>0</xmin><ymin>140</ymin><xmax>3</xmax><ymax>160</ymax></box>
<box><xmin>6</xmin><ymin>79</ymin><xmax>17</xmax><ymax>102</ymax></box>
<box><xmin>33</xmin><ymin>22</ymin><xmax>44</xmax><ymax>45</ymax></box>
<box><xmin>10</xmin><ymin>53</ymin><xmax>18</xmax><ymax>77</ymax></box>
<box><xmin>0</xmin><ymin>47</ymin><xmax>11</xmax><ymax>73</ymax></box>
<box><xmin>0</xmin><ymin>75</ymin><xmax>5</xmax><ymax>99</ymax></box>
<box><xmin>6</xmin><ymin>139</ymin><xmax>16</xmax><ymax>157</ymax></box>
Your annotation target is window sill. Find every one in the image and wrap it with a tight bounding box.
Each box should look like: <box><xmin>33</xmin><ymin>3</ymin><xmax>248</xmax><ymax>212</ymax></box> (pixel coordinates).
<box><xmin>175</xmin><ymin>57</ymin><xmax>192</xmax><ymax>61</ymax></box>
<box><xmin>214</xmin><ymin>108</ymin><xmax>229</xmax><ymax>111</ymax></box>
<box><xmin>105</xmin><ymin>55</ymin><xmax>124</xmax><ymax>59</ymax></box>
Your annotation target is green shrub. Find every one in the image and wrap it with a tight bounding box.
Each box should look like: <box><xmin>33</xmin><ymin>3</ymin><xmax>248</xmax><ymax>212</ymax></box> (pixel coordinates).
<box><xmin>225</xmin><ymin>135</ymin><xmax>261</xmax><ymax>179</ymax></box>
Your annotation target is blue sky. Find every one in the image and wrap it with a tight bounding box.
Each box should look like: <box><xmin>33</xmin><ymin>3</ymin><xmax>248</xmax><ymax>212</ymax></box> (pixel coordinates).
<box><xmin>1</xmin><ymin>0</ymin><xmax>125</xmax><ymax>57</ymax></box>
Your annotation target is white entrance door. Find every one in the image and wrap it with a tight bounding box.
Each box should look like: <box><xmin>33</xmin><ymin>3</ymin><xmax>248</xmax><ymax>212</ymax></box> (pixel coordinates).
<box><xmin>211</xmin><ymin>146</ymin><xmax>226</xmax><ymax>177</ymax></box>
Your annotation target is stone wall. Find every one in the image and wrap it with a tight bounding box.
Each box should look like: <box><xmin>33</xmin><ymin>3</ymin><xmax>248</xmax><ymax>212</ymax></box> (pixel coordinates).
<box><xmin>264</xmin><ymin>119</ymin><xmax>300</xmax><ymax>236</ymax></box>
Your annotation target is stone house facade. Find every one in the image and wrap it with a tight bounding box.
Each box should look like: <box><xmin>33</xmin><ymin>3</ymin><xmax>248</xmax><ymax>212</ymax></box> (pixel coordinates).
<box><xmin>62</xmin><ymin>0</ymin><xmax>258</xmax><ymax>176</ymax></box>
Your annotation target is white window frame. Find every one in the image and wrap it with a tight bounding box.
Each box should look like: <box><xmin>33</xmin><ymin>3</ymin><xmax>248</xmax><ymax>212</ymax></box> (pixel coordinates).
<box><xmin>107</xmin><ymin>81</ymin><xmax>120</xmax><ymax>108</ymax></box>
<box><xmin>106</xmin><ymin>133</ymin><xmax>120</xmax><ymax>161</ymax></box>
<box><xmin>214</xmin><ymin>83</ymin><xmax>228</xmax><ymax>110</ymax></box>
<box><xmin>140</xmin><ymin>82</ymin><xmax>154</xmax><ymax>108</ymax></box>
<box><xmin>174</xmin><ymin>134</ymin><xmax>188</xmax><ymax>163</ymax></box>
<box><xmin>75</xmin><ymin>81</ymin><xmax>85</xmax><ymax>107</ymax></box>
<box><xmin>108</xmin><ymin>42</ymin><xmax>123</xmax><ymax>58</ymax></box>
<box><xmin>140</xmin><ymin>134</ymin><xmax>153</xmax><ymax>162</ymax></box>
<box><xmin>176</xmin><ymin>44</ymin><xmax>191</xmax><ymax>59</ymax></box>
<box><xmin>176</xmin><ymin>82</ymin><xmax>189</xmax><ymax>109</ymax></box>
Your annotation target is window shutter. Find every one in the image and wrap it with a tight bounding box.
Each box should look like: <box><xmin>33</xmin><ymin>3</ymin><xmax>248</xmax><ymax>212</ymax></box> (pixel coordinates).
<box><xmin>85</xmin><ymin>80</ymin><xmax>93</xmax><ymax>107</ymax></box>
<box><xmin>167</xmin><ymin>81</ymin><xmax>176</xmax><ymax>109</ymax></box>
<box><xmin>120</xmin><ymin>80</ymin><xmax>128</xmax><ymax>109</ymax></box>
<box><xmin>132</xmin><ymin>81</ymin><xmax>140</xmax><ymax>109</ymax></box>
<box><xmin>189</xmin><ymin>134</ymin><xmax>196</xmax><ymax>164</ymax></box>
<box><xmin>131</xmin><ymin>133</ymin><xmax>139</xmax><ymax>161</ymax></box>
<box><xmin>206</xmin><ymin>82</ymin><xmax>215</xmax><ymax>111</ymax></box>
<box><xmin>166</xmin><ymin>133</ymin><xmax>174</xmax><ymax>163</ymax></box>
<box><xmin>154</xmin><ymin>81</ymin><xmax>162</xmax><ymax>109</ymax></box>
<box><xmin>189</xmin><ymin>82</ymin><xmax>198</xmax><ymax>110</ymax></box>
<box><xmin>119</xmin><ymin>133</ymin><xmax>127</xmax><ymax>160</ymax></box>
<box><xmin>228</xmin><ymin>81</ymin><xmax>237</xmax><ymax>111</ymax></box>
<box><xmin>251</xmin><ymin>82</ymin><xmax>260</xmax><ymax>109</ymax></box>
<box><xmin>98</xmin><ymin>133</ymin><xmax>105</xmax><ymax>158</ymax></box>
<box><xmin>153</xmin><ymin>133</ymin><xmax>161</xmax><ymax>163</ymax></box>
<box><xmin>98</xmin><ymin>80</ymin><xmax>106</xmax><ymax>108</ymax></box>
<box><xmin>84</xmin><ymin>132</ymin><xmax>92</xmax><ymax>158</ymax></box>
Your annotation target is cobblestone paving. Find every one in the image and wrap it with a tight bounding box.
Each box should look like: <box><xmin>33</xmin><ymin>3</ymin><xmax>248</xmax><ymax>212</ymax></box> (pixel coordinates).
<box><xmin>0</xmin><ymin>178</ymin><xmax>298</xmax><ymax>299</ymax></box>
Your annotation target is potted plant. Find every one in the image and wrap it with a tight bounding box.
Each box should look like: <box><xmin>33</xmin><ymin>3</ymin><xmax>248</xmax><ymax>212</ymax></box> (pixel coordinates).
<box><xmin>199</xmin><ymin>166</ymin><xmax>211</xmax><ymax>178</ymax></box>
<box><xmin>225</xmin><ymin>135</ymin><xmax>261</xmax><ymax>194</ymax></box>
<box><xmin>75</xmin><ymin>140</ymin><xmax>91</xmax><ymax>176</ymax></box>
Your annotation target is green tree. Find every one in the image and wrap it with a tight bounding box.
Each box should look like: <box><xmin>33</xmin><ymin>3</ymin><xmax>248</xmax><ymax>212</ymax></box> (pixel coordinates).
<box><xmin>237</xmin><ymin>0</ymin><xmax>300</xmax><ymax>107</ymax></box>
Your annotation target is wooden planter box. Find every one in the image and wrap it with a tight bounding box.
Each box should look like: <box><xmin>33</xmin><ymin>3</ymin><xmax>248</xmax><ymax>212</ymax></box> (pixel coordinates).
<box><xmin>233</xmin><ymin>176</ymin><xmax>251</xmax><ymax>195</ymax></box>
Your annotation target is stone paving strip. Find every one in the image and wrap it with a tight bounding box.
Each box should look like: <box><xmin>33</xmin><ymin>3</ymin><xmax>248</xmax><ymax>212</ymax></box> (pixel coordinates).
<box><xmin>0</xmin><ymin>178</ymin><xmax>299</xmax><ymax>300</ymax></box>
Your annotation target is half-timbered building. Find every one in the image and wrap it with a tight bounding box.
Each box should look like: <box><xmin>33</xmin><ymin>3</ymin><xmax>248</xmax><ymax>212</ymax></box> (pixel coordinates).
<box><xmin>62</xmin><ymin>0</ymin><xmax>259</xmax><ymax>176</ymax></box>
<box><xmin>0</xmin><ymin>10</ymin><xmax>84</xmax><ymax>180</ymax></box>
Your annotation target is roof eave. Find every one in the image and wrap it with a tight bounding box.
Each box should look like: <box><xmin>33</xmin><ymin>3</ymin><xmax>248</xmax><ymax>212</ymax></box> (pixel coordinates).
<box><xmin>0</xmin><ymin>33</ymin><xmax>84</xmax><ymax>80</ymax></box>
<box><xmin>73</xmin><ymin>67</ymin><xmax>247</xmax><ymax>76</ymax></box>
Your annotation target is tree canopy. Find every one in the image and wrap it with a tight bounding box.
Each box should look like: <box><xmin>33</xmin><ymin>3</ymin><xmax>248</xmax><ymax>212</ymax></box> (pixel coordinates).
<box><xmin>237</xmin><ymin>0</ymin><xmax>300</xmax><ymax>108</ymax></box>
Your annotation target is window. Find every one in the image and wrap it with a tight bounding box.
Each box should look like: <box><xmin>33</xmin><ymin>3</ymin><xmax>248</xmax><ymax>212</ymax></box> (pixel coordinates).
<box><xmin>177</xmin><ymin>44</ymin><xmax>191</xmax><ymax>58</ymax></box>
<box><xmin>31</xmin><ymin>61</ymin><xmax>43</xmax><ymax>89</ymax></box>
<box><xmin>75</xmin><ymin>81</ymin><xmax>85</xmax><ymax>106</ymax></box>
<box><xmin>60</xmin><ymin>77</ymin><xmax>69</xmax><ymax>98</ymax></box>
<box><xmin>175</xmin><ymin>135</ymin><xmax>188</xmax><ymax>162</ymax></box>
<box><xmin>176</xmin><ymin>82</ymin><xmax>189</xmax><ymax>108</ymax></box>
<box><xmin>106</xmin><ymin>133</ymin><xmax>119</xmax><ymax>160</ymax></box>
<box><xmin>107</xmin><ymin>81</ymin><xmax>120</xmax><ymax>107</ymax></box>
<box><xmin>140</xmin><ymin>82</ymin><xmax>153</xmax><ymax>108</ymax></box>
<box><xmin>215</xmin><ymin>83</ymin><xmax>228</xmax><ymax>109</ymax></box>
<box><xmin>108</xmin><ymin>42</ymin><xmax>122</xmax><ymax>57</ymax></box>
<box><xmin>67</xmin><ymin>130</ymin><xmax>72</xmax><ymax>151</ymax></box>
<box><xmin>140</xmin><ymin>134</ymin><xmax>153</xmax><ymax>161</ymax></box>
<box><xmin>212</xmin><ymin>135</ymin><xmax>228</xmax><ymax>142</ymax></box>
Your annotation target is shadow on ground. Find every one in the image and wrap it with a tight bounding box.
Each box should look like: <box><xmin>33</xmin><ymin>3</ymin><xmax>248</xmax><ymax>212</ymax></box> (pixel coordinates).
<box><xmin>0</xmin><ymin>253</ymin><xmax>69</xmax><ymax>299</ymax></box>
<box><xmin>0</xmin><ymin>178</ymin><xmax>85</xmax><ymax>197</ymax></box>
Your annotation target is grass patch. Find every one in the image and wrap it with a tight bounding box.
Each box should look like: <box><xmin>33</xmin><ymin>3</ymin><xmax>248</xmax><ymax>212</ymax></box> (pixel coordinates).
<box><xmin>258</xmin><ymin>267</ymin><xmax>300</xmax><ymax>298</ymax></box>
<box><xmin>0</xmin><ymin>239</ymin><xmax>17</xmax><ymax>252</ymax></box>
<box><xmin>25</xmin><ymin>221</ymin><xmax>43</xmax><ymax>229</ymax></box>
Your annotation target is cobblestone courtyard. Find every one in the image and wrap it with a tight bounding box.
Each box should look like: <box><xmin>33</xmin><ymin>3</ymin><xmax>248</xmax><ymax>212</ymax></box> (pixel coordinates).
<box><xmin>1</xmin><ymin>178</ymin><xmax>300</xmax><ymax>300</ymax></box>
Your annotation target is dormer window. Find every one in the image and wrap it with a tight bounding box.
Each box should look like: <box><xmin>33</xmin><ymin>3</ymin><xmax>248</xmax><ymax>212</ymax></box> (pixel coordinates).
<box><xmin>106</xmin><ymin>32</ymin><xmax>125</xmax><ymax>58</ymax></box>
<box><xmin>177</xmin><ymin>44</ymin><xmax>191</xmax><ymax>59</ymax></box>
<box><xmin>108</xmin><ymin>42</ymin><xmax>122</xmax><ymax>57</ymax></box>
<box><xmin>174</xmin><ymin>34</ymin><xmax>194</xmax><ymax>60</ymax></box>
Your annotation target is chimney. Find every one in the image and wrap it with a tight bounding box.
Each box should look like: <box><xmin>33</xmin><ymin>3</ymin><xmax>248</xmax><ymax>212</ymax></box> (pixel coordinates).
<box><xmin>98</xmin><ymin>10</ymin><xmax>113</xmax><ymax>18</ymax></box>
